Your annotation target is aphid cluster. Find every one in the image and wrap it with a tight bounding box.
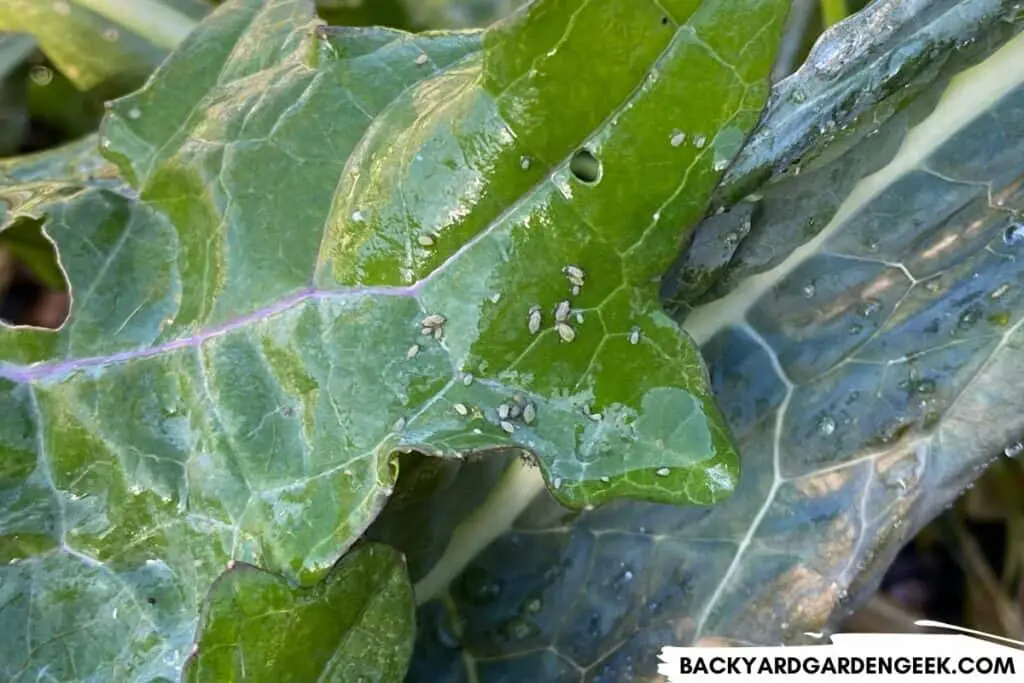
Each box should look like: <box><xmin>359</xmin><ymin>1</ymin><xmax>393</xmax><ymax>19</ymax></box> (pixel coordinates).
<box><xmin>420</xmin><ymin>313</ymin><xmax>446</xmax><ymax>340</ymax></box>
<box><xmin>496</xmin><ymin>393</ymin><xmax>536</xmax><ymax>434</ymax></box>
<box><xmin>526</xmin><ymin>265</ymin><xmax>588</xmax><ymax>342</ymax></box>
<box><xmin>563</xmin><ymin>264</ymin><xmax>585</xmax><ymax>296</ymax></box>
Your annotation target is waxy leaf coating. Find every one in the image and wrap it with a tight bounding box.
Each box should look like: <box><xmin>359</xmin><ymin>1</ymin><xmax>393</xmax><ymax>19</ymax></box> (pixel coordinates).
<box><xmin>0</xmin><ymin>0</ymin><xmax>789</xmax><ymax>679</ymax></box>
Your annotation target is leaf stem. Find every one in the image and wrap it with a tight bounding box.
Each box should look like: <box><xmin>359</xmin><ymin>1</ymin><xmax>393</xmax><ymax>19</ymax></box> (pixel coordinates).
<box><xmin>72</xmin><ymin>0</ymin><xmax>196</xmax><ymax>51</ymax></box>
<box><xmin>413</xmin><ymin>456</ymin><xmax>546</xmax><ymax>605</ymax></box>
<box><xmin>820</xmin><ymin>0</ymin><xmax>849</xmax><ymax>28</ymax></box>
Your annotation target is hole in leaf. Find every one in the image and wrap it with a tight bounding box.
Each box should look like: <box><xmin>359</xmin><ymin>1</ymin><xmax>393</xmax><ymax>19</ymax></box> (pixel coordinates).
<box><xmin>570</xmin><ymin>149</ymin><xmax>601</xmax><ymax>184</ymax></box>
<box><xmin>0</xmin><ymin>217</ymin><xmax>69</xmax><ymax>328</ymax></box>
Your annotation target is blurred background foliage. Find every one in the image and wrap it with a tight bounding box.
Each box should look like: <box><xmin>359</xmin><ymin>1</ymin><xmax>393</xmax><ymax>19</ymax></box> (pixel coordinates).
<box><xmin>0</xmin><ymin>0</ymin><xmax>1020</xmax><ymax>644</ymax></box>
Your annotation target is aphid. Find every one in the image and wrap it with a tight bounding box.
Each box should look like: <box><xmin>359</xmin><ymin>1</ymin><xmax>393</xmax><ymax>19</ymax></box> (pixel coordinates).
<box><xmin>553</xmin><ymin>477</ymin><xmax>563</xmax><ymax>489</ymax></box>
<box><xmin>454</xmin><ymin>403</ymin><xmax>469</xmax><ymax>416</ymax></box>
<box><xmin>571</xmin><ymin>284</ymin><xmax>581</xmax><ymax>296</ymax></box>
<box><xmin>554</xmin><ymin>300</ymin><xmax>571</xmax><ymax>322</ymax></box>
<box><xmin>462</xmin><ymin>372</ymin><xmax>474</xmax><ymax>386</ymax></box>
<box><xmin>415</xmin><ymin>53</ymin><xmax>429</xmax><ymax>66</ymax></box>
<box><xmin>522</xmin><ymin>402</ymin><xmax>536</xmax><ymax>424</ymax></box>
<box><xmin>489</xmin><ymin>292</ymin><xmax>502</xmax><ymax>304</ymax></box>
<box><xmin>600</xmin><ymin>476</ymin><xmax>610</xmax><ymax>483</ymax></box>
<box><xmin>574</xmin><ymin>311</ymin><xmax>584</xmax><ymax>324</ymax></box>
<box><xmin>589</xmin><ymin>412</ymin><xmax>602</xmax><ymax>421</ymax></box>
<box><xmin>556</xmin><ymin>322</ymin><xmax>576</xmax><ymax>343</ymax></box>
<box><xmin>656</xmin><ymin>467</ymin><xmax>670</xmax><ymax>477</ymax></box>
<box><xmin>528</xmin><ymin>305</ymin><xmax>542</xmax><ymax>335</ymax></box>
<box><xmin>507</xmin><ymin>401</ymin><xmax>523</xmax><ymax>419</ymax></box>
<box><xmin>406</xmin><ymin>344</ymin><xmax>420</xmax><ymax>359</ymax></box>
<box><xmin>433</xmin><ymin>326</ymin><xmax>444</xmax><ymax>340</ymax></box>
<box><xmin>498</xmin><ymin>403</ymin><xmax>511</xmax><ymax>420</ymax></box>
<box><xmin>421</xmin><ymin>314</ymin><xmax>445</xmax><ymax>328</ymax></box>
<box><xmin>421</xmin><ymin>326</ymin><xmax>433</xmax><ymax>336</ymax></box>
<box><xmin>563</xmin><ymin>265</ymin><xmax>585</xmax><ymax>280</ymax></box>
<box><xmin>500</xmin><ymin>420</ymin><xmax>516</xmax><ymax>434</ymax></box>
<box><xmin>628</xmin><ymin>326</ymin><xmax>641</xmax><ymax>345</ymax></box>
<box><xmin>393</xmin><ymin>417</ymin><xmax>407</xmax><ymax>432</ymax></box>
<box><xmin>417</xmin><ymin>234</ymin><xmax>435</xmax><ymax>247</ymax></box>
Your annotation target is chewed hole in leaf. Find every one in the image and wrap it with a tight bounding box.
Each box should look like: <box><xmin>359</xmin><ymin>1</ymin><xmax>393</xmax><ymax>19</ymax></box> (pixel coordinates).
<box><xmin>0</xmin><ymin>217</ymin><xmax>70</xmax><ymax>329</ymax></box>
<box><xmin>569</xmin><ymin>149</ymin><xmax>601</xmax><ymax>184</ymax></box>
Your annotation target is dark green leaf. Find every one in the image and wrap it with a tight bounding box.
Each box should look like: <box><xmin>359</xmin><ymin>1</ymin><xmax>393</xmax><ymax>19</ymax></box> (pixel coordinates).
<box><xmin>185</xmin><ymin>544</ymin><xmax>415</xmax><ymax>683</ymax></box>
<box><xmin>0</xmin><ymin>33</ymin><xmax>33</xmax><ymax>155</ymax></box>
<box><xmin>408</xmin><ymin>3</ymin><xmax>1024</xmax><ymax>680</ymax></box>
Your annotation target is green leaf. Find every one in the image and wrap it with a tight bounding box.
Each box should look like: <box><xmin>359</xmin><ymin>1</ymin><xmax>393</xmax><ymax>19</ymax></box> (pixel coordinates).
<box><xmin>0</xmin><ymin>33</ymin><xmax>33</xmax><ymax>155</ymax></box>
<box><xmin>407</xmin><ymin>3</ymin><xmax>1024</xmax><ymax>680</ymax></box>
<box><xmin>0</xmin><ymin>0</ymin><xmax>207</xmax><ymax>91</ymax></box>
<box><xmin>0</xmin><ymin>0</ymin><xmax>789</xmax><ymax>679</ymax></box>
<box><xmin>185</xmin><ymin>544</ymin><xmax>415</xmax><ymax>683</ymax></box>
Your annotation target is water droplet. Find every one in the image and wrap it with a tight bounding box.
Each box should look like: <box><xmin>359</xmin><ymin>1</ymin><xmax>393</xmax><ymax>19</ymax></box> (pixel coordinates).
<box><xmin>802</xmin><ymin>282</ymin><xmax>816</xmax><ymax>298</ymax></box>
<box><xmin>522</xmin><ymin>597</ymin><xmax>542</xmax><ymax>614</ymax></box>
<box><xmin>29</xmin><ymin>66</ymin><xmax>53</xmax><ymax>86</ymax></box>
<box><xmin>670</xmin><ymin>130</ymin><xmax>686</xmax><ymax>147</ymax></box>
<box><xmin>1003</xmin><ymin>222</ymin><xmax>1024</xmax><ymax>245</ymax></box>
<box><xmin>957</xmin><ymin>304</ymin><xmax>983</xmax><ymax>331</ymax></box>
<box><xmin>817</xmin><ymin>415</ymin><xmax>836</xmax><ymax>436</ymax></box>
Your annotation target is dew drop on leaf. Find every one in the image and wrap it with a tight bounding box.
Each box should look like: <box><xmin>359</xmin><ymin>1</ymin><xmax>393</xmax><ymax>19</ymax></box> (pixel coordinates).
<box><xmin>817</xmin><ymin>415</ymin><xmax>836</xmax><ymax>436</ymax></box>
<box><xmin>1002</xmin><ymin>222</ymin><xmax>1024</xmax><ymax>245</ymax></box>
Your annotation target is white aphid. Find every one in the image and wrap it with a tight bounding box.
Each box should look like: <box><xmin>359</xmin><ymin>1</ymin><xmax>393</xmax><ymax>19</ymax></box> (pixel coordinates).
<box><xmin>554</xmin><ymin>300</ymin><xmax>571</xmax><ymax>323</ymax></box>
<box><xmin>589</xmin><ymin>412</ymin><xmax>602</xmax><ymax>421</ymax></box>
<box><xmin>500</xmin><ymin>420</ymin><xmax>516</xmax><ymax>434</ymax></box>
<box><xmin>433</xmin><ymin>326</ymin><xmax>444</xmax><ymax>340</ymax></box>
<box><xmin>415</xmin><ymin>53</ymin><xmax>429</xmax><ymax>65</ymax></box>
<box><xmin>417</xmin><ymin>234</ymin><xmax>435</xmax><ymax>247</ymax></box>
<box><xmin>507</xmin><ymin>401</ymin><xmax>522</xmax><ymax>419</ymax></box>
<box><xmin>421</xmin><ymin>314</ymin><xmax>445</xmax><ymax>328</ymax></box>
<box><xmin>628</xmin><ymin>326</ymin><xmax>641</xmax><ymax>345</ymax></box>
<box><xmin>555</xmin><ymin>322</ymin><xmax>576</xmax><ymax>343</ymax></box>
<box><xmin>563</xmin><ymin>265</ymin><xmax>585</xmax><ymax>280</ymax></box>
<box><xmin>454</xmin><ymin>403</ymin><xmax>469</xmax><ymax>416</ymax></box>
<box><xmin>571</xmin><ymin>285</ymin><xmax>581</xmax><ymax>296</ymax></box>
<box><xmin>600</xmin><ymin>476</ymin><xmax>610</xmax><ymax>483</ymax></box>
<box><xmin>406</xmin><ymin>344</ymin><xmax>420</xmax><ymax>359</ymax></box>
<box><xmin>522</xmin><ymin>402</ymin><xmax>536</xmax><ymax>424</ymax></box>
<box><xmin>498</xmin><ymin>403</ymin><xmax>511</xmax><ymax>420</ymax></box>
<box><xmin>528</xmin><ymin>305</ymin><xmax>542</xmax><ymax>335</ymax></box>
<box><xmin>574</xmin><ymin>311</ymin><xmax>584</xmax><ymax>324</ymax></box>
<box><xmin>462</xmin><ymin>373</ymin><xmax>474</xmax><ymax>386</ymax></box>
<box><xmin>656</xmin><ymin>467</ymin><xmax>670</xmax><ymax>477</ymax></box>
<box><xmin>393</xmin><ymin>417</ymin><xmax>406</xmax><ymax>432</ymax></box>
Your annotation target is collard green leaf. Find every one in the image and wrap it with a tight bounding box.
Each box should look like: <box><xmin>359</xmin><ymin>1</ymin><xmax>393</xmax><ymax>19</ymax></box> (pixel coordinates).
<box><xmin>185</xmin><ymin>544</ymin><xmax>415</xmax><ymax>683</ymax></box>
<box><xmin>408</xmin><ymin>4</ymin><xmax>1024</xmax><ymax>681</ymax></box>
<box><xmin>0</xmin><ymin>0</ymin><xmax>789</xmax><ymax>679</ymax></box>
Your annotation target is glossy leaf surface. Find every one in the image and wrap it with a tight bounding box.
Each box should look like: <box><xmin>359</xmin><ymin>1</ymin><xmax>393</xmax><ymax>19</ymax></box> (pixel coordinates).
<box><xmin>408</xmin><ymin>3</ymin><xmax>1024</xmax><ymax>681</ymax></box>
<box><xmin>185</xmin><ymin>544</ymin><xmax>414</xmax><ymax>683</ymax></box>
<box><xmin>0</xmin><ymin>0</ymin><xmax>788</xmax><ymax>679</ymax></box>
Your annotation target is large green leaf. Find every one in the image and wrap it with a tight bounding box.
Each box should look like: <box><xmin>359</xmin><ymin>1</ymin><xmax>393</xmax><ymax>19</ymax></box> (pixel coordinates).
<box><xmin>185</xmin><ymin>543</ymin><xmax>415</xmax><ymax>683</ymax></box>
<box><xmin>406</xmin><ymin>2</ymin><xmax>1024</xmax><ymax>680</ymax></box>
<box><xmin>0</xmin><ymin>0</ymin><xmax>789</xmax><ymax>679</ymax></box>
